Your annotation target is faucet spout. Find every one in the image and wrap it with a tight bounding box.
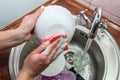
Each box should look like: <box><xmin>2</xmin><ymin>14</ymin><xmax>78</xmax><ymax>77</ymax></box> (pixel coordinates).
<box><xmin>89</xmin><ymin>6</ymin><xmax>102</xmax><ymax>38</ymax></box>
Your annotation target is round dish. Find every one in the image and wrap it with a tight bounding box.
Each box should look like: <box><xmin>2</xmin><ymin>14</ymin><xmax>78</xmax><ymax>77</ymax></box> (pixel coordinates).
<box><xmin>34</xmin><ymin>5</ymin><xmax>75</xmax><ymax>43</ymax></box>
<box><xmin>41</xmin><ymin>53</ymin><xmax>66</xmax><ymax>76</ymax></box>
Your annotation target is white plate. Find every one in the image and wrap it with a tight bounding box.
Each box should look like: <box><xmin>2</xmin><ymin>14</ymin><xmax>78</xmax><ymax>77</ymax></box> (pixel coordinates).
<box><xmin>41</xmin><ymin>53</ymin><xmax>65</xmax><ymax>76</ymax></box>
<box><xmin>34</xmin><ymin>5</ymin><xmax>75</xmax><ymax>43</ymax></box>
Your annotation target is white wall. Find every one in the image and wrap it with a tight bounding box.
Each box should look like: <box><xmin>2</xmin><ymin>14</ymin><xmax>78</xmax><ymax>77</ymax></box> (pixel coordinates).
<box><xmin>0</xmin><ymin>0</ymin><xmax>48</xmax><ymax>29</ymax></box>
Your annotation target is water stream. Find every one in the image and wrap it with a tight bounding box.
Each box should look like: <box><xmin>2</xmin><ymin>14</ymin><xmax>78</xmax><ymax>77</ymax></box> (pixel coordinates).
<box><xmin>80</xmin><ymin>38</ymin><xmax>94</xmax><ymax>68</ymax></box>
<box><xmin>73</xmin><ymin>38</ymin><xmax>95</xmax><ymax>80</ymax></box>
<box><xmin>83</xmin><ymin>38</ymin><xmax>93</xmax><ymax>57</ymax></box>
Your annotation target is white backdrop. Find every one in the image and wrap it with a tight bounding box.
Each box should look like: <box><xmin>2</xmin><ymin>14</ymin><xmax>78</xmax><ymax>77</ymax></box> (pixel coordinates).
<box><xmin>0</xmin><ymin>0</ymin><xmax>47</xmax><ymax>29</ymax></box>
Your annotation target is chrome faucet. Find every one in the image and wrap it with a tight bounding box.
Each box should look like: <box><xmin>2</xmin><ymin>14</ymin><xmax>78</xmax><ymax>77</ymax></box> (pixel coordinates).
<box><xmin>75</xmin><ymin>6</ymin><xmax>103</xmax><ymax>38</ymax></box>
<box><xmin>89</xmin><ymin>6</ymin><xmax>102</xmax><ymax>38</ymax></box>
<box><xmin>76</xmin><ymin>9</ymin><xmax>91</xmax><ymax>28</ymax></box>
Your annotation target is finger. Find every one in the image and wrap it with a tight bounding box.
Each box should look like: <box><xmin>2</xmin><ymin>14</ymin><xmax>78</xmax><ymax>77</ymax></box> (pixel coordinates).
<box><xmin>29</xmin><ymin>53</ymin><xmax>50</xmax><ymax>67</ymax></box>
<box><xmin>48</xmin><ymin>43</ymin><xmax>61</xmax><ymax>59</ymax></box>
<box><xmin>47</xmin><ymin>38</ymin><xmax>60</xmax><ymax>53</ymax></box>
<box><xmin>40</xmin><ymin>46</ymin><xmax>49</xmax><ymax>55</ymax></box>
<box><xmin>53</xmin><ymin>47</ymin><xmax>64</xmax><ymax>60</ymax></box>
<box><xmin>40</xmin><ymin>38</ymin><xmax>61</xmax><ymax>56</ymax></box>
<box><xmin>40</xmin><ymin>38</ymin><xmax>60</xmax><ymax>56</ymax></box>
<box><xmin>49</xmin><ymin>41</ymin><xmax>67</xmax><ymax>60</ymax></box>
<box><xmin>37</xmin><ymin>54</ymin><xmax>50</xmax><ymax>64</ymax></box>
<box><xmin>32</xmin><ymin>42</ymin><xmax>49</xmax><ymax>54</ymax></box>
<box><xmin>31</xmin><ymin>6</ymin><xmax>44</xmax><ymax>20</ymax></box>
<box><xmin>53</xmin><ymin>43</ymin><xmax>68</xmax><ymax>59</ymax></box>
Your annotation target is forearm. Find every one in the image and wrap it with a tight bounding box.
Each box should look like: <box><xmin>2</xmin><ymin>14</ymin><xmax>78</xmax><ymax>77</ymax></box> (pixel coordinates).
<box><xmin>0</xmin><ymin>29</ymin><xmax>26</xmax><ymax>50</ymax></box>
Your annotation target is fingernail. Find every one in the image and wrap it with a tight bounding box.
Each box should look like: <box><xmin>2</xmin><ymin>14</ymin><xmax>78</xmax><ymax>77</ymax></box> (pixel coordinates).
<box><xmin>53</xmin><ymin>43</ymin><xmax>68</xmax><ymax>59</ymax></box>
<box><xmin>42</xmin><ymin>41</ymin><xmax>50</xmax><ymax>47</ymax></box>
<box><xmin>57</xmin><ymin>38</ymin><xmax>65</xmax><ymax>47</ymax></box>
<box><xmin>41</xmin><ymin>47</ymin><xmax>49</xmax><ymax>55</ymax></box>
<box><xmin>40</xmin><ymin>6</ymin><xmax>45</xmax><ymax>9</ymax></box>
<box><xmin>64</xmin><ymin>38</ymin><xmax>68</xmax><ymax>42</ymax></box>
<box><xmin>61</xmin><ymin>43</ymin><xmax>68</xmax><ymax>49</ymax></box>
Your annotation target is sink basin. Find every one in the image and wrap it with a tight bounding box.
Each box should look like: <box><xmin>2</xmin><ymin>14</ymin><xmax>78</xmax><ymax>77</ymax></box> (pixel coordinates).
<box><xmin>9</xmin><ymin>25</ymin><xmax>120</xmax><ymax>80</ymax></box>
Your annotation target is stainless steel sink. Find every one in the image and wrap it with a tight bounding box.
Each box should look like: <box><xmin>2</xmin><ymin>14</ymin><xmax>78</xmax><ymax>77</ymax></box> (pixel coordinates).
<box><xmin>9</xmin><ymin>25</ymin><xmax>120</xmax><ymax>80</ymax></box>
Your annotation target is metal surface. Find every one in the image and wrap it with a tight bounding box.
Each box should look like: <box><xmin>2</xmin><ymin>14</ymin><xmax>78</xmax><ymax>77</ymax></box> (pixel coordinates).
<box><xmin>9</xmin><ymin>25</ymin><xmax>120</xmax><ymax>80</ymax></box>
<box><xmin>89</xmin><ymin>6</ymin><xmax>102</xmax><ymax>38</ymax></box>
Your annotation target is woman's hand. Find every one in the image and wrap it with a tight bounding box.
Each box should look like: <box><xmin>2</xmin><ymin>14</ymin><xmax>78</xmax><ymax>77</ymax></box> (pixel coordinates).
<box><xmin>0</xmin><ymin>6</ymin><xmax>44</xmax><ymax>50</ymax></box>
<box><xmin>17</xmin><ymin>6</ymin><xmax>44</xmax><ymax>41</ymax></box>
<box><xmin>16</xmin><ymin>38</ymin><xmax>65</xmax><ymax>80</ymax></box>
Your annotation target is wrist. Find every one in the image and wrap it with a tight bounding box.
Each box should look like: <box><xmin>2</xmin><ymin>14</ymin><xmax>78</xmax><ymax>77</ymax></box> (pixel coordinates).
<box><xmin>17</xmin><ymin>25</ymin><xmax>32</xmax><ymax>41</ymax></box>
<box><xmin>16</xmin><ymin>69</ymin><xmax>34</xmax><ymax>80</ymax></box>
<box><xmin>15</xmin><ymin>28</ymin><xmax>29</xmax><ymax>42</ymax></box>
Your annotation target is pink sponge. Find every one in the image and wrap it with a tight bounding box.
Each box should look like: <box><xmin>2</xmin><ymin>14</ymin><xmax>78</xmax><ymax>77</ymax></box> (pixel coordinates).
<box><xmin>41</xmin><ymin>34</ymin><xmax>69</xmax><ymax>50</ymax></box>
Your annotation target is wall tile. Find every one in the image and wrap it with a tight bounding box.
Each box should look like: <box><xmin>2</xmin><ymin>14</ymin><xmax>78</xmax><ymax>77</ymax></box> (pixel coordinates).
<box><xmin>91</xmin><ymin>0</ymin><xmax>120</xmax><ymax>17</ymax></box>
<box><xmin>77</xmin><ymin>0</ymin><xmax>120</xmax><ymax>25</ymax></box>
<box><xmin>77</xmin><ymin>0</ymin><xmax>91</xmax><ymax>8</ymax></box>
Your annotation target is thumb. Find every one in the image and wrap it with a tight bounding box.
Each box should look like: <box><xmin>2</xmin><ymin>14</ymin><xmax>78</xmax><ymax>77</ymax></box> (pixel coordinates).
<box><xmin>31</xmin><ymin>6</ymin><xmax>44</xmax><ymax>21</ymax></box>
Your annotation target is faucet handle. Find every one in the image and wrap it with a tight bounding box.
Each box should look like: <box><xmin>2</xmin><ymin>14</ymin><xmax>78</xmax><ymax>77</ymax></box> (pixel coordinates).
<box><xmin>99</xmin><ymin>19</ymin><xmax>108</xmax><ymax>30</ymax></box>
<box><xmin>103</xmin><ymin>20</ymin><xmax>108</xmax><ymax>29</ymax></box>
<box><xmin>79</xmin><ymin>9</ymin><xmax>91</xmax><ymax>28</ymax></box>
<box><xmin>80</xmin><ymin>9</ymin><xmax>88</xmax><ymax>15</ymax></box>
<box><xmin>75</xmin><ymin>9</ymin><xmax>89</xmax><ymax>26</ymax></box>
<box><xmin>79</xmin><ymin>9</ymin><xmax>89</xmax><ymax>21</ymax></box>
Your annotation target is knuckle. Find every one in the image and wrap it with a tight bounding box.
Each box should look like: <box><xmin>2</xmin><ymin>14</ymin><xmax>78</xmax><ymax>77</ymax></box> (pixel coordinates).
<box><xmin>24</xmin><ymin>15</ymin><xmax>30</xmax><ymax>19</ymax></box>
<box><xmin>39</xmin><ymin>55</ymin><xmax>47</xmax><ymax>61</ymax></box>
<box><xmin>39</xmin><ymin>55</ymin><xmax>51</xmax><ymax>64</ymax></box>
<box><xmin>29</xmin><ymin>19</ymin><xmax>35</xmax><ymax>24</ymax></box>
<box><xmin>52</xmin><ymin>49</ymin><xmax>57</xmax><ymax>54</ymax></box>
<box><xmin>24</xmin><ymin>15</ymin><xmax>35</xmax><ymax>22</ymax></box>
<box><xmin>48</xmin><ymin>47</ymin><xmax>52</xmax><ymax>53</ymax></box>
<box><xmin>45</xmin><ymin>59</ymin><xmax>51</xmax><ymax>65</ymax></box>
<box><xmin>56</xmin><ymin>44</ymin><xmax>61</xmax><ymax>49</ymax></box>
<box><xmin>43</xmin><ymin>57</ymin><xmax>51</xmax><ymax>65</ymax></box>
